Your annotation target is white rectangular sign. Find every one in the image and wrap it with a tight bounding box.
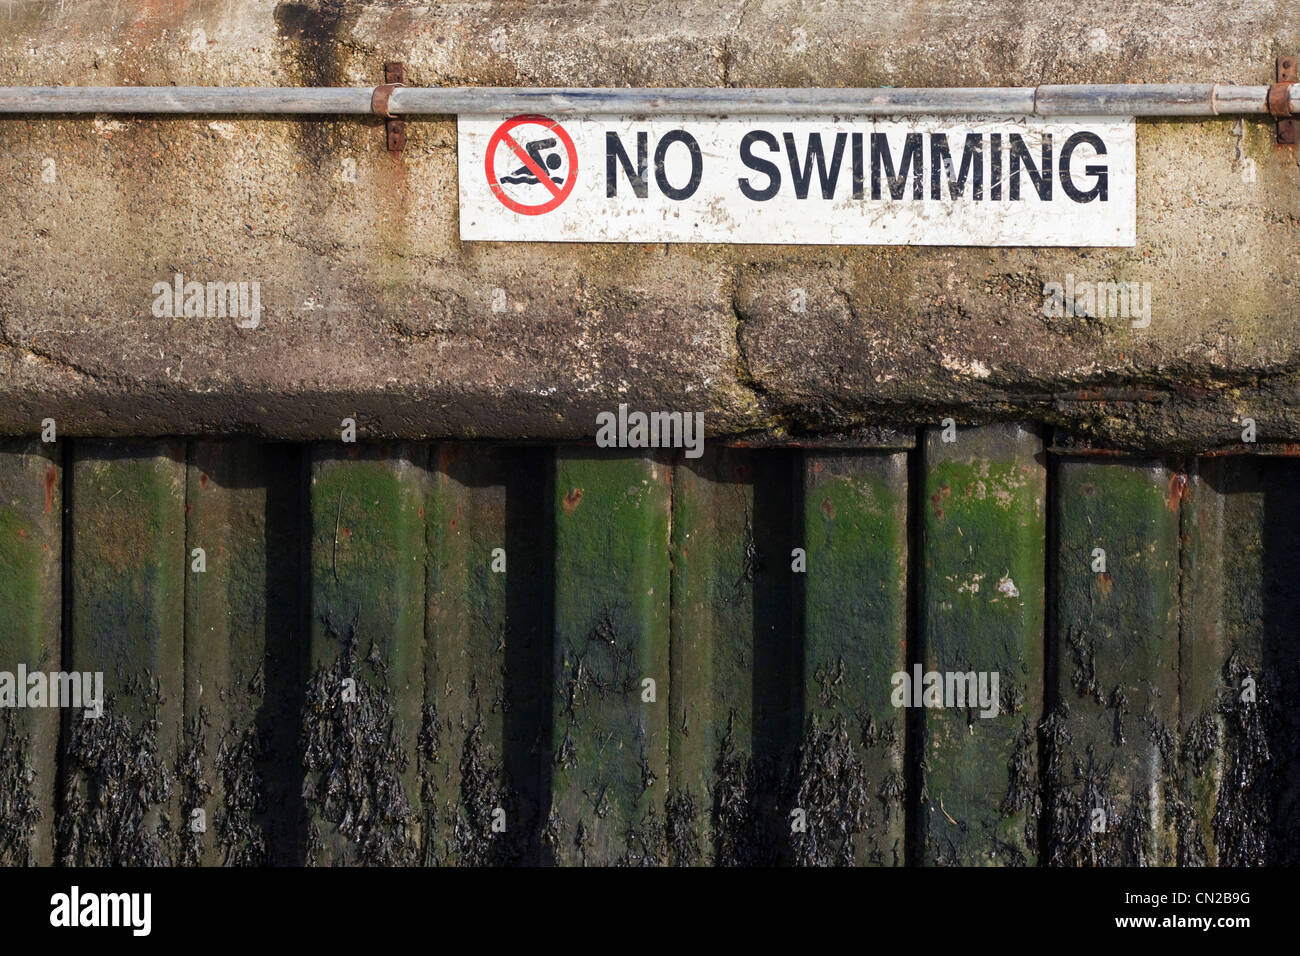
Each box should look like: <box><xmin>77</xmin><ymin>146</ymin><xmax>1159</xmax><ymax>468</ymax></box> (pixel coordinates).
<box><xmin>458</xmin><ymin>114</ymin><xmax>1135</xmax><ymax>246</ymax></box>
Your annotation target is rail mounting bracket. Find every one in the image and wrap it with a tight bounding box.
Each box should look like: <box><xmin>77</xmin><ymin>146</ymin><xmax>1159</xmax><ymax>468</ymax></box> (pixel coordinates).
<box><xmin>372</xmin><ymin>62</ymin><xmax>406</xmax><ymax>153</ymax></box>
<box><xmin>1273</xmin><ymin>55</ymin><xmax>1296</xmax><ymax>145</ymax></box>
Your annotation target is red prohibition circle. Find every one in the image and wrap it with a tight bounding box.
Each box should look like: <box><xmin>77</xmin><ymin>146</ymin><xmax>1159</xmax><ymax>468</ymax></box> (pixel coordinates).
<box><xmin>484</xmin><ymin>114</ymin><xmax>578</xmax><ymax>216</ymax></box>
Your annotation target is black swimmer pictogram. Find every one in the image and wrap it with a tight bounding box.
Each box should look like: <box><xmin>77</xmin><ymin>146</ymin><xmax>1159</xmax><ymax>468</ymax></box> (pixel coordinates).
<box><xmin>485</xmin><ymin>116</ymin><xmax>578</xmax><ymax>216</ymax></box>
<box><xmin>500</xmin><ymin>137</ymin><xmax>565</xmax><ymax>185</ymax></box>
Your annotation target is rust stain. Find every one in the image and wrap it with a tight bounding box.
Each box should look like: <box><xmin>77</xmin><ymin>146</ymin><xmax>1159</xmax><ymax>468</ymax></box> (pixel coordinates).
<box><xmin>563</xmin><ymin>487</ymin><xmax>584</xmax><ymax>514</ymax></box>
<box><xmin>199</xmin><ymin>473</ymin><xmax>209</xmax><ymax>489</ymax></box>
<box><xmin>1166</xmin><ymin>472</ymin><xmax>1189</xmax><ymax>512</ymax></box>
<box><xmin>820</xmin><ymin>496</ymin><xmax>835</xmax><ymax>520</ymax></box>
<box><xmin>930</xmin><ymin>483</ymin><xmax>951</xmax><ymax>520</ymax></box>
<box><xmin>812</xmin><ymin>460</ymin><xmax>825</xmax><ymax>475</ymax></box>
<box><xmin>43</xmin><ymin>465</ymin><xmax>56</xmax><ymax>515</ymax></box>
<box><xmin>439</xmin><ymin>445</ymin><xmax>462</xmax><ymax>470</ymax></box>
<box><xmin>1097</xmin><ymin>571</ymin><xmax>1113</xmax><ymax>597</ymax></box>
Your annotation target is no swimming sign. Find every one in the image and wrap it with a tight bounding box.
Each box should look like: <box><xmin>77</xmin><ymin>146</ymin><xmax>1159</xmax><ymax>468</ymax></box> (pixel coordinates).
<box><xmin>458</xmin><ymin>113</ymin><xmax>1135</xmax><ymax>245</ymax></box>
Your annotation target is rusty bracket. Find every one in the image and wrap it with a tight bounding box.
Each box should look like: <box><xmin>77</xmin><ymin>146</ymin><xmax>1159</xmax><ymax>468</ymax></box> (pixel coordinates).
<box><xmin>1272</xmin><ymin>55</ymin><xmax>1296</xmax><ymax>145</ymax></box>
<box><xmin>372</xmin><ymin>61</ymin><xmax>406</xmax><ymax>153</ymax></box>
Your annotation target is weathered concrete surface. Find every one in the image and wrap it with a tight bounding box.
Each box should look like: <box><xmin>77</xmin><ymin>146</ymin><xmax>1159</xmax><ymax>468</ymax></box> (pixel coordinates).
<box><xmin>0</xmin><ymin>1</ymin><xmax>1298</xmax><ymax>449</ymax></box>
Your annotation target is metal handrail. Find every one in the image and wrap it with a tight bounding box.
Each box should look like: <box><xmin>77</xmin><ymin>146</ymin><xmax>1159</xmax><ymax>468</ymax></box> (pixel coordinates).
<box><xmin>0</xmin><ymin>83</ymin><xmax>1293</xmax><ymax>116</ymax></box>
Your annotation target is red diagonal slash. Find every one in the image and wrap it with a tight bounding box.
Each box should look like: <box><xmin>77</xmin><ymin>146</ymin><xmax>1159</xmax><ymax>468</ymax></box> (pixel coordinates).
<box><xmin>484</xmin><ymin>115</ymin><xmax>578</xmax><ymax>216</ymax></box>
<box><xmin>498</xmin><ymin>128</ymin><xmax>562</xmax><ymax>197</ymax></box>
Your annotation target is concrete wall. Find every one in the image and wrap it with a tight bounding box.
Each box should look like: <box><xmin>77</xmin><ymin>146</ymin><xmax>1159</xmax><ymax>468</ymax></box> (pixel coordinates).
<box><xmin>0</xmin><ymin>0</ymin><xmax>1297</xmax><ymax>449</ymax></box>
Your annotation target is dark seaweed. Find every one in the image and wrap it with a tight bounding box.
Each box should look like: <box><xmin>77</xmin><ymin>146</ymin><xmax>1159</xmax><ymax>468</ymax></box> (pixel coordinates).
<box><xmin>1212</xmin><ymin>654</ymin><xmax>1273</xmax><ymax>865</ymax></box>
<box><xmin>300</xmin><ymin>621</ymin><xmax>417</xmax><ymax>866</ymax></box>
<box><xmin>215</xmin><ymin>725</ymin><xmax>270</xmax><ymax>866</ymax></box>
<box><xmin>176</xmin><ymin>711</ymin><xmax>212</xmax><ymax>867</ymax></box>
<box><xmin>0</xmin><ymin>713</ymin><xmax>40</xmax><ymax>865</ymax></box>
<box><xmin>791</xmin><ymin>715</ymin><xmax>870</xmax><ymax>867</ymax></box>
<box><xmin>57</xmin><ymin>682</ymin><xmax>174</xmax><ymax>867</ymax></box>
<box><xmin>664</xmin><ymin>790</ymin><xmax>700</xmax><ymax>866</ymax></box>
